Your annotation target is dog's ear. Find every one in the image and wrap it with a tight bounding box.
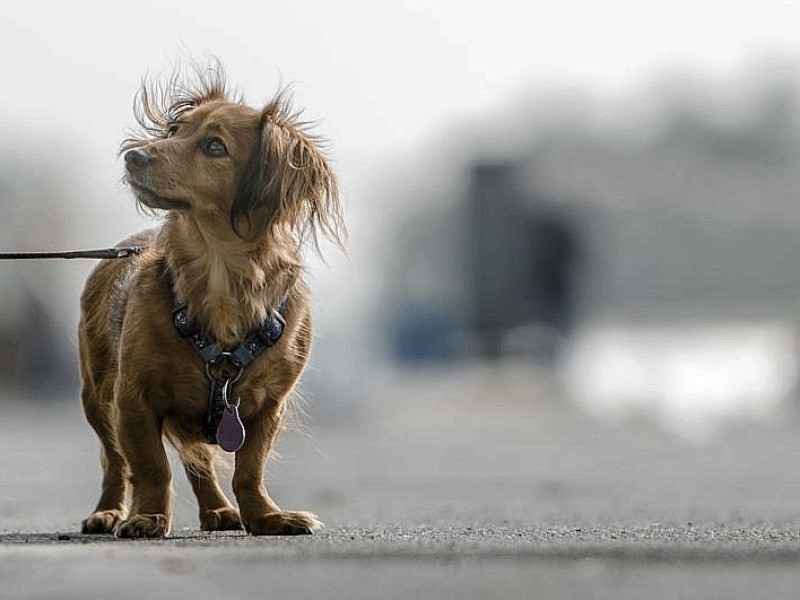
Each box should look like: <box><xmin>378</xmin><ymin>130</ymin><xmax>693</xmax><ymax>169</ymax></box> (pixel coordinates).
<box><xmin>231</xmin><ymin>96</ymin><xmax>344</xmax><ymax>248</ymax></box>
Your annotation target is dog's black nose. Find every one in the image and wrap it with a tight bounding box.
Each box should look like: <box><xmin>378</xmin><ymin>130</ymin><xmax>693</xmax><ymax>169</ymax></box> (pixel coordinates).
<box><xmin>124</xmin><ymin>149</ymin><xmax>154</xmax><ymax>169</ymax></box>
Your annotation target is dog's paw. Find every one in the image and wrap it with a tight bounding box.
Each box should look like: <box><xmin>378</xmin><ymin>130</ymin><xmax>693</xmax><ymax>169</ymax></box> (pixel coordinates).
<box><xmin>244</xmin><ymin>510</ymin><xmax>323</xmax><ymax>536</ymax></box>
<box><xmin>81</xmin><ymin>509</ymin><xmax>126</xmax><ymax>534</ymax></box>
<box><xmin>200</xmin><ymin>507</ymin><xmax>244</xmax><ymax>531</ymax></box>
<box><xmin>115</xmin><ymin>513</ymin><xmax>170</xmax><ymax>539</ymax></box>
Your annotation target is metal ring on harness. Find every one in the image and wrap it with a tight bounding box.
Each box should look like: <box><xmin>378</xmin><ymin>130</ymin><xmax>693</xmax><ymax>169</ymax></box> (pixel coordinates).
<box><xmin>205</xmin><ymin>352</ymin><xmax>244</xmax><ymax>384</ymax></box>
<box><xmin>221</xmin><ymin>378</ymin><xmax>241</xmax><ymax>411</ymax></box>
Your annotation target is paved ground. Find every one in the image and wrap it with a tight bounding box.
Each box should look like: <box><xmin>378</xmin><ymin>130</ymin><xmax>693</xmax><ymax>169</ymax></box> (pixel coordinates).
<box><xmin>4</xmin><ymin>363</ymin><xmax>800</xmax><ymax>598</ymax></box>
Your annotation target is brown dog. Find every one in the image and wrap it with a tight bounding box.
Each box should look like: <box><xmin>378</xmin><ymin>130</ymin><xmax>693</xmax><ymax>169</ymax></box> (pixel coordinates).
<box><xmin>78</xmin><ymin>65</ymin><xmax>343</xmax><ymax>538</ymax></box>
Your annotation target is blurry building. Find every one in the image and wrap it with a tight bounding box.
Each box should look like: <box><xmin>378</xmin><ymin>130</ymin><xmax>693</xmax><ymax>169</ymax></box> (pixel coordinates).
<box><xmin>384</xmin><ymin>73</ymin><xmax>800</xmax><ymax>389</ymax></box>
<box><xmin>386</xmin><ymin>160</ymin><xmax>582</xmax><ymax>365</ymax></box>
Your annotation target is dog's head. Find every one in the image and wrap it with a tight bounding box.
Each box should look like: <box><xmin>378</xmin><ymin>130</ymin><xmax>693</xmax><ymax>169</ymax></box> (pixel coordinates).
<box><xmin>122</xmin><ymin>64</ymin><xmax>344</xmax><ymax>247</ymax></box>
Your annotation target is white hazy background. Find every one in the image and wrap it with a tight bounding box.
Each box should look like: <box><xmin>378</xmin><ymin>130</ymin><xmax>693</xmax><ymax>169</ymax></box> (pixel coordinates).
<box><xmin>3</xmin><ymin>0</ymin><xmax>800</xmax><ymax>440</ymax></box>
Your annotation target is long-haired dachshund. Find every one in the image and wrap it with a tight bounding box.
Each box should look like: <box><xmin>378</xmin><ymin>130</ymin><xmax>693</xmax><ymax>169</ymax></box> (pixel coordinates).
<box><xmin>78</xmin><ymin>64</ymin><xmax>344</xmax><ymax>538</ymax></box>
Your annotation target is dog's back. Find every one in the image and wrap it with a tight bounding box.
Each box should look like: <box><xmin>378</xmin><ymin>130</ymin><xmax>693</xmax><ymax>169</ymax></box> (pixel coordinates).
<box><xmin>80</xmin><ymin>228</ymin><xmax>159</xmax><ymax>349</ymax></box>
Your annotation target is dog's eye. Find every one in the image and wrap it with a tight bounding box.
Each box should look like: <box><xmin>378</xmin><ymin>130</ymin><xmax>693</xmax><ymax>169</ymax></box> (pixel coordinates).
<box><xmin>201</xmin><ymin>137</ymin><xmax>228</xmax><ymax>157</ymax></box>
<box><xmin>166</xmin><ymin>124</ymin><xmax>179</xmax><ymax>138</ymax></box>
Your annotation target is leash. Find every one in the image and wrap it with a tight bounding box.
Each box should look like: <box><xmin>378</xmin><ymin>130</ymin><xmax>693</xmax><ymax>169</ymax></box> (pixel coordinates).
<box><xmin>0</xmin><ymin>247</ymin><xmax>146</xmax><ymax>260</ymax></box>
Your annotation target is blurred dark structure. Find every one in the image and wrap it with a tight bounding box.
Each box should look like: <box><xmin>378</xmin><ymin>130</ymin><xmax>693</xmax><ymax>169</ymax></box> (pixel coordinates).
<box><xmin>0</xmin><ymin>147</ymin><xmax>80</xmax><ymax>396</ymax></box>
<box><xmin>0</xmin><ymin>285</ymin><xmax>76</xmax><ymax>397</ymax></box>
<box><xmin>385</xmin><ymin>59</ymin><xmax>800</xmax><ymax>369</ymax></box>
<box><xmin>0</xmin><ymin>288</ymin><xmax>76</xmax><ymax>394</ymax></box>
<box><xmin>467</xmin><ymin>163</ymin><xmax>577</xmax><ymax>361</ymax></box>
<box><xmin>387</xmin><ymin>162</ymin><xmax>580</xmax><ymax>365</ymax></box>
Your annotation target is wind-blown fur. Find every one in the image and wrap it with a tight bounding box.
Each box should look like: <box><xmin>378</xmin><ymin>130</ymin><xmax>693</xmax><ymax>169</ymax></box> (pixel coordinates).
<box><xmin>78</xmin><ymin>63</ymin><xmax>344</xmax><ymax>538</ymax></box>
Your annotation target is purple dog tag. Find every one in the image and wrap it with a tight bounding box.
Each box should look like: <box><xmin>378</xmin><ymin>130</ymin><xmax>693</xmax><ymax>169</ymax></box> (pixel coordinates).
<box><xmin>217</xmin><ymin>404</ymin><xmax>245</xmax><ymax>453</ymax></box>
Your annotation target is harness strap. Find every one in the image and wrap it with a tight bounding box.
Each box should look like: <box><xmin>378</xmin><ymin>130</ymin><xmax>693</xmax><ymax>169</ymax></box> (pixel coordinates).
<box><xmin>172</xmin><ymin>296</ymin><xmax>288</xmax><ymax>444</ymax></box>
<box><xmin>207</xmin><ymin>379</ymin><xmax>229</xmax><ymax>445</ymax></box>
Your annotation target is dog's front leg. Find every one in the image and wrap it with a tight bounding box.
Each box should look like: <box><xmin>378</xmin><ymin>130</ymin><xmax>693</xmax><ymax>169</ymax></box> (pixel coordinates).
<box><xmin>181</xmin><ymin>445</ymin><xmax>243</xmax><ymax>531</ymax></box>
<box><xmin>113</xmin><ymin>381</ymin><xmax>172</xmax><ymax>538</ymax></box>
<box><xmin>232</xmin><ymin>406</ymin><xmax>322</xmax><ymax>535</ymax></box>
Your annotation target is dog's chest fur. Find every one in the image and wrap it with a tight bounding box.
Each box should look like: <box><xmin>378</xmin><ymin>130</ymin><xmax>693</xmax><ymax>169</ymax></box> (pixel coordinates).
<box><xmin>162</xmin><ymin>216</ymin><xmax>297</xmax><ymax>347</ymax></box>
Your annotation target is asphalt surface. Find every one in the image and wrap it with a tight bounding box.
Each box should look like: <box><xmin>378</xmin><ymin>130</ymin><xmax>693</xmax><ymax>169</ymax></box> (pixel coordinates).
<box><xmin>4</xmin><ymin>364</ymin><xmax>800</xmax><ymax>598</ymax></box>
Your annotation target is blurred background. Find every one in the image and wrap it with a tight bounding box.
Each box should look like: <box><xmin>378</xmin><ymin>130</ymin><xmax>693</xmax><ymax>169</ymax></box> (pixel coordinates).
<box><xmin>5</xmin><ymin>0</ymin><xmax>800</xmax><ymax>531</ymax></box>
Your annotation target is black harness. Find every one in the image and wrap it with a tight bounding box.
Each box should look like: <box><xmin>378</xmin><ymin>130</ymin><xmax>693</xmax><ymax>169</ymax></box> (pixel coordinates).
<box><xmin>172</xmin><ymin>296</ymin><xmax>287</xmax><ymax>446</ymax></box>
